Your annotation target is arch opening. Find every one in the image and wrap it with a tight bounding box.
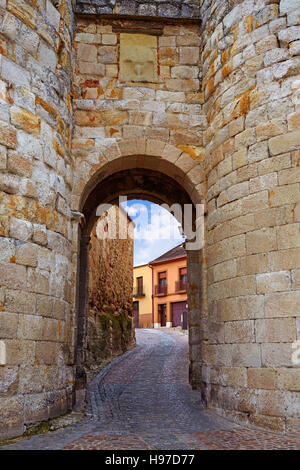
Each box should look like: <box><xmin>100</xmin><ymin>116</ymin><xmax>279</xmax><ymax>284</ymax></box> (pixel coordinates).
<box><xmin>73</xmin><ymin>158</ymin><xmax>204</xmax><ymax>406</ymax></box>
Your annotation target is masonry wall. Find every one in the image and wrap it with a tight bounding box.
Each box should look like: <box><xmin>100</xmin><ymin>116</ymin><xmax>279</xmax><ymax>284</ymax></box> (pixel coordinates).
<box><xmin>0</xmin><ymin>0</ymin><xmax>76</xmax><ymax>439</ymax></box>
<box><xmin>86</xmin><ymin>207</ymin><xmax>135</xmax><ymax>375</ymax></box>
<box><xmin>0</xmin><ymin>0</ymin><xmax>73</xmax><ymax>437</ymax></box>
<box><xmin>0</xmin><ymin>0</ymin><xmax>299</xmax><ymax>440</ymax></box>
<box><xmin>71</xmin><ymin>16</ymin><xmax>206</xmax><ymax>197</ymax></box>
<box><xmin>201</xmin><ymin>0</ymin><xmax>300</xmax><ymax>432</ymax></box>
<box><xmin>75</xmin><ymin>0</ymin><xmax>201</xmax><ymax>18</ymax></box>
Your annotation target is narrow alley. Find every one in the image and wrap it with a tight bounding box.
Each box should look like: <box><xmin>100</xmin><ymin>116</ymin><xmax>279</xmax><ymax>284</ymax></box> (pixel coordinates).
<box><xmin>2</xmin><ymin>329</ymin><xmax>299</xmax><ymax>451</ymax></box>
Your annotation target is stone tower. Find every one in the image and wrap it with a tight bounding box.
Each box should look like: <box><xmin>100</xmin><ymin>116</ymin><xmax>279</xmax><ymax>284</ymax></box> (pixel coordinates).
<box><xmin>0</xmin><ymin>0</ymin><xmax>299</xmax><ymax>439</ymax></box>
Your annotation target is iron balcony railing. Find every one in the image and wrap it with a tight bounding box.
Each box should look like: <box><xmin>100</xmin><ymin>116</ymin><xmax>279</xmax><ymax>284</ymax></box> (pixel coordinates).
<box><xmin>175</xmin><ymin>280</ymin><xmax>187</xmax><ymax>292</ymax></box>
<box><xmin>133</xmin><ymin>287</ymin><xmax>145</xmax><ymax>297</ymax></box>
<box><xmin>155</xmin><ymin>284</ymin><xmax>168</xmax><ymax>295</ymax></box>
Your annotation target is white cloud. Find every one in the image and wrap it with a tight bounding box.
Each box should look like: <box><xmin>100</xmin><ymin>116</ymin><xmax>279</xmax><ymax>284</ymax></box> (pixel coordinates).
<box><xmin>134</xmin><ymin>238</ymin><xmax>184</xmax><ymax>266</ymax></box>
<box><xmin>124</xmin><ymin>201</ymin><xmax>183</xmax><ymax>241</ymax></box>
<box><xmin>122</xmin><ymin>200</ymin><xmax>185</xmax><ymax>266</ymax></box>
<box><xmin>125</xmin><ymin>203</ymin><xmax>147</xmax><ymax>218</ymax></box>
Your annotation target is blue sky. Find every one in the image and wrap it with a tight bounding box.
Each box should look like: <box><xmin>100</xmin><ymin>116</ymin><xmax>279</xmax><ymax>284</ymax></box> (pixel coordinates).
<box><xmin>121</xmin><ymin>199</ymin><xmax>185</xmax><ymax>266</ymax></box>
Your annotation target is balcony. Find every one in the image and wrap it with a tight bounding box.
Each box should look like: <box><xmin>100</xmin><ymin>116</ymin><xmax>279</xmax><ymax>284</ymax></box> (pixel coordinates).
<box><xmin>175</xmin><ymin>280</ymin><xmax>187</xmax><ymax>292</ymax></box>
<box><xmin>133</xmin><ymin>287</ymin><xmax>145</xmax><ymax>297</ymax></box>
<box><xmin>155</xmin><ymin>284</ymin><xmax>168</xmax><ymax>296</ymax></box>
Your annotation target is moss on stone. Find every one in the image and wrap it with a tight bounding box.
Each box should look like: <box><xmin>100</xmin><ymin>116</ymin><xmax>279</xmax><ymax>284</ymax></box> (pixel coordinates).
<box><xmin>0</xmin><ymin>421</ymin><xmax>50</xmax><ymax>447</ymax></box>
<box><xmin>86</xmin><ymin>307</ymin><xmax>134</xmax><ymax>369</ymax></box>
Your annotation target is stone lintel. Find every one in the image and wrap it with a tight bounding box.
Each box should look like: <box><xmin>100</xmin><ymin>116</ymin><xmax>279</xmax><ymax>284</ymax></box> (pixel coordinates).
<box><xmin>75</xmin><ymin>0</ymin><xmax>201</xmax><ymax>23</ymax></box>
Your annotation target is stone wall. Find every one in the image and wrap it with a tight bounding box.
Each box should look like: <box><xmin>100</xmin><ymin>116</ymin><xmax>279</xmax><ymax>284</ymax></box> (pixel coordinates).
<box><xmin>86</xmin><ymin>206</ymin><xmax>135</xmax><ymax>374</ymax></box>
<box><xmin>0</xmin><ymin>0</ymin><xmax>75</xmax><ymax>439</ymax></box>
<box><xmin>71</xmin><ymin>16</ymin><xmax>205</xmax><ymax>184</ymax></box>
<box><xmin>0</xmin><ymin>0</ymin><xmax>299</xmax><ymax>440</ymax></box>
<box><xmin>75</xmin><ymin>0</ymin><xmax>200</xmax><ymax>19</ymax></box>
<box><xmin>200</xmin><ymin>0</ymin><xmax>300</xmax><ymax>432</ymax></box>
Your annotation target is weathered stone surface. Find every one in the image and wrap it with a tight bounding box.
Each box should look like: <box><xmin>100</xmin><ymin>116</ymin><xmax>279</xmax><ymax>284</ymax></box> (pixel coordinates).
<box><xmin>10</xmin><ymin>218</ymin><xmax>33</xmax><ymax>241</ymax></box>
<box><xmin>87</xmin><ymin>206</ymin><xmax>135</xmax><ymax>371</ymax></box>
<box><xmin>0</xmin><ymin>312</ymin><xmax>19</xmax><ymax>339</ymax></box>
<box><xmin>75</xmin><ymin>0</ymin><xmax>200</xmax><ymax>19</ymax></box>
<box><xmin>248</xmin><ymin>368</ymin><xmax>277</xmax><ymax>390</ymax></box>
<box><xmin>0</xmin><ymin>0</ymin><xmax>299</xmax><ymax>440</ymax></box>
<box><xmin>256</xmin><ymin>318</ymin><xmax>296</xmax><ymax>343</ymax></box>
<box><xmin>0</xmin><ymin>263</ymin><xmax>27</xmax><ymax>289</ymax></box>
<box><xmin>6</xmin><ymin>289</ymin><xmax>36</xmax><ymax>315</ymax></box>
<box><xmin>0</xmin><ymin>395</ymin><xmax>24</xmax><ymax>439</ymax></box>
<box><xmin>10</xmin><ymin>106</ymin><xmax>40</xmax><ymax>135</ymax></box>
<box><xmin>120</xmin><ymin>33</ymin><xmax>158</xmax><ymax>83</ymax></box>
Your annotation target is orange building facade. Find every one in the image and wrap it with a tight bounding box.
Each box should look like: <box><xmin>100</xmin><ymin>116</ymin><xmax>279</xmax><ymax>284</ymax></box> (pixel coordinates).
<box><xmin>149</xmin><ymin>245</ymin><xmax>188</xmax><ymax>329</ymax></box>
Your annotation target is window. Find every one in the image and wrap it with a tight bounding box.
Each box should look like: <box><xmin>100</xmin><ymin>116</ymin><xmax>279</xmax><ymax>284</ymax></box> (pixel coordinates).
<box><xmin>137</xmin><ymin>277</ymin><xmax>143</xmax><ymax>295</ymax></box>
<box><xmin>176</xmin><ymin>267</ymin><xmax>187</xmax><ymax>291</ymax></box>
<box><xmin>179</xmin><ymin>267</ymin><xmax>187</xmax><ymax>286</ymax></box>
<box><xmin>156</xmin><ymin>272</ymin><xmax>167</xmax><ymax>294</ymax></box>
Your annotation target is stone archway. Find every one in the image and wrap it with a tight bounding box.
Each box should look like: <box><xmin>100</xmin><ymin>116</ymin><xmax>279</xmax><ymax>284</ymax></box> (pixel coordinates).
<box><xmin>0</xmin><ymin>0</ymin><xmax>300</xmax><ymax>441</ymax></box>
<box><xmin>72</xmin><ymin>151</ymin><xmax>205</xmax><ymax>405</ymax></box>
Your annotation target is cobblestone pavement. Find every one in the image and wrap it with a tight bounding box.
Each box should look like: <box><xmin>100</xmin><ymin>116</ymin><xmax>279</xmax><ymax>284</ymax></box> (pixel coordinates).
<box><xmin>1</xmin><ymin>329</ymin><xmax>300</xmax><ymax>450</ymax></box>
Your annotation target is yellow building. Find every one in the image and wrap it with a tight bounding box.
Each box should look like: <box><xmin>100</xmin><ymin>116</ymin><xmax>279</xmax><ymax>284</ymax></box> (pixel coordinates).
<box><xmin>133</xmin><ymin>264</ymin><xmax>153</xmax><ymax>328</ymax></box>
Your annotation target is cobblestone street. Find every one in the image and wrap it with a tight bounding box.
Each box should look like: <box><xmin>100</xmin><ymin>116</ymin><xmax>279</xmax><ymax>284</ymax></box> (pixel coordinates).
<box><xmin>1</xmin><ymin>329</ymin><xmax>300</xmax><ymax>450</ymax></box>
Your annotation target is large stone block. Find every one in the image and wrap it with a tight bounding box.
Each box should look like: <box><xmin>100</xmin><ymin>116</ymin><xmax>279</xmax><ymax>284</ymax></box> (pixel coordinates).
<box><xmin>217</xmin><ymin>295</ymin><xmax>265</xmax><ymax>322</ymax></box>
<box><xmin>5</xmin><ymin>339</ymin><xmax>35</xmax><ymax>365</ymax></box>
<box><xmin>280</xmin><ymin>0</ymin><xmax>300</xmax><ymax>14</ymax></box>
<box><xmin>24</xmin><ymin>392</ymin><xmax>49</xmax><ymax>423</ymax></box>
<box><xmin>262</xmin><ymin>343</ymin><xmax>295</xmax><ymax>367</ymax></box>
<box><xmin>269</xmin><ymin>248</ymin><xmax>300</xmax><ymax>271</ymax></box>
<box><xmin>256</xmin><ymin>271</ymin><xmax>290</xmax><ymax>294</ymax></box>
<box><xmin>27</xmin><ymin>268</ymin><xmax>50</xmax><ymax>295</ymax></box>
<box><xmin>225</xmin><ymin>320</ymin><xmax>255</xmax><ymax>344</ymax></box>
<box><xmin>15</xmin><ymin>241</ymin><xmax>37</xmax><ymax>267</ymax></box>
<box><xmin>256</xmin><ymin>318</ymin><xmax>297</xmax><ymax>343</ymax></box>
<box><xmin>1</xmin><ymin>56</ymin><xmax>30</xmax><ymax>88</ymax></box>
<box><xmin>247</xmin><ymin>368</ymin><xmax>277</xmax><ymax>390</ymax></box>
<box><xmin>0</xmin><ymin>366</ymin><xmax>18</xmax><ymax>394</ymax></box>
<box><xmin>0</xmin><ymin>395</ymin><xmax>24</xmax><ymax>439</ymax></box>
<box><xmin>256</xmin><ymin>389</ymin><xmax>289</xmax><ymax>417</ymax></box>
<box><xmin>10</xmin><ymin>106</ymin><xmax>40</xmax><ymax>135</ymax></box>
<box><xmin>17</xmin><ymin>314</ymin><xmax>43</xmax><ymax>341</ymax></box>
<box><xmin>237</xmin><ymin>253</ymin><xmax>269</xmax><ymax>275</ymax></box>
<box><xmin>35</xmin><ymin>341</ymin><xmax>57</xmax><ymax>365</ymax></box>
<box><xmin>0</xmin><ymin>263</ymin><xmax>26</xmax><ymax>289</ymax></box>
<box><xmin>10</xmin><ymin>217</ymin><xmax>33</xmax><ymax>241</ymax></box>
<box><xmin>265</xmin><ymin>291</ymin><xmax>300</xmax><ymax>317</ymax></box>
<box><xmin>0</xmin><ymin>312</ymin><xmax>18</xmax><ymax>339</ymax></box>
<box><xmin>5</xmin><ymin>289</ymin><xmax>36</xmax><ymax>315</ymax></box>
<box><xmin>7</xmin><ymin>151</ymin><xmax>32</xmax><ymax>177</ymax></box>
<box><xmin>278</xmin><ymin>368</ymin><xmax>300</xmax><ymax>391</ymax></box>
<box><xmin>246</xmin><ymin>227</ymin><xmax>277</xmax><ymax>254</ymax></box>
<box><xmin>18</xmin><ymin>365</ymin><xmax>46</xmax><ymax>394</ymax></box>
<box><xmin>232</xmin><ymin>344</ymin><xmax>261</xmax><ymax>367</ymax></box>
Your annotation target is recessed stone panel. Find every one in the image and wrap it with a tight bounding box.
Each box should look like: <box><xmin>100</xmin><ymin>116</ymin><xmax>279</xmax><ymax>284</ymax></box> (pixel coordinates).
<box><xmin>120</xmin><ymin>33</ymin><xmax>158</xmax><ymax>83</ymax></box>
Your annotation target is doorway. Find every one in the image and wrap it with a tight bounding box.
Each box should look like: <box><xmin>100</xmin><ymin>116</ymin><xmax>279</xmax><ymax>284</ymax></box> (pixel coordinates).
<box><xmin>75</xmin><ymin>162</ymin><xmax>203</xmax><ymax>398</ymax></box>
<box><xmin>171</xmin><ymin>301</ymin><xmax>187</xmax><ymax>327</ymax></box>
<box><xmin>158</xmin><ymin>304</ymin><xmax>167</xmax><ymax>327</ymax></box>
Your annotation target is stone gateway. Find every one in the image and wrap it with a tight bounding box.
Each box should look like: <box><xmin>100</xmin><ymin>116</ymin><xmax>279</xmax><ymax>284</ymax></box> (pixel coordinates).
<box><xmin>0</xmin><ymin>0</ymin><xmax>299</xmax><ymax>440</ymax></box>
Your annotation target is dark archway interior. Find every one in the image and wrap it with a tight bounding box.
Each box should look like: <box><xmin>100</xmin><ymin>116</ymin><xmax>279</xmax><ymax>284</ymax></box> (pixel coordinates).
<box><xmin>74</xmin><ymin>166</ymin><xmax>202</xmax><ymax>399</ymax></box>
<box><xmin>82</xmin><ymin>168</ymin><xmax>195</xmax><ymax>234</ymax></box>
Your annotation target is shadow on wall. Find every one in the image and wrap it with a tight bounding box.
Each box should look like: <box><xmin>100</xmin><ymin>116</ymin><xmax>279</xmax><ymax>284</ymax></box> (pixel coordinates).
<box><xmin>85</xmin><ymin>205</ymin><xmax>136</xmax><ymax>380</ymax></box>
